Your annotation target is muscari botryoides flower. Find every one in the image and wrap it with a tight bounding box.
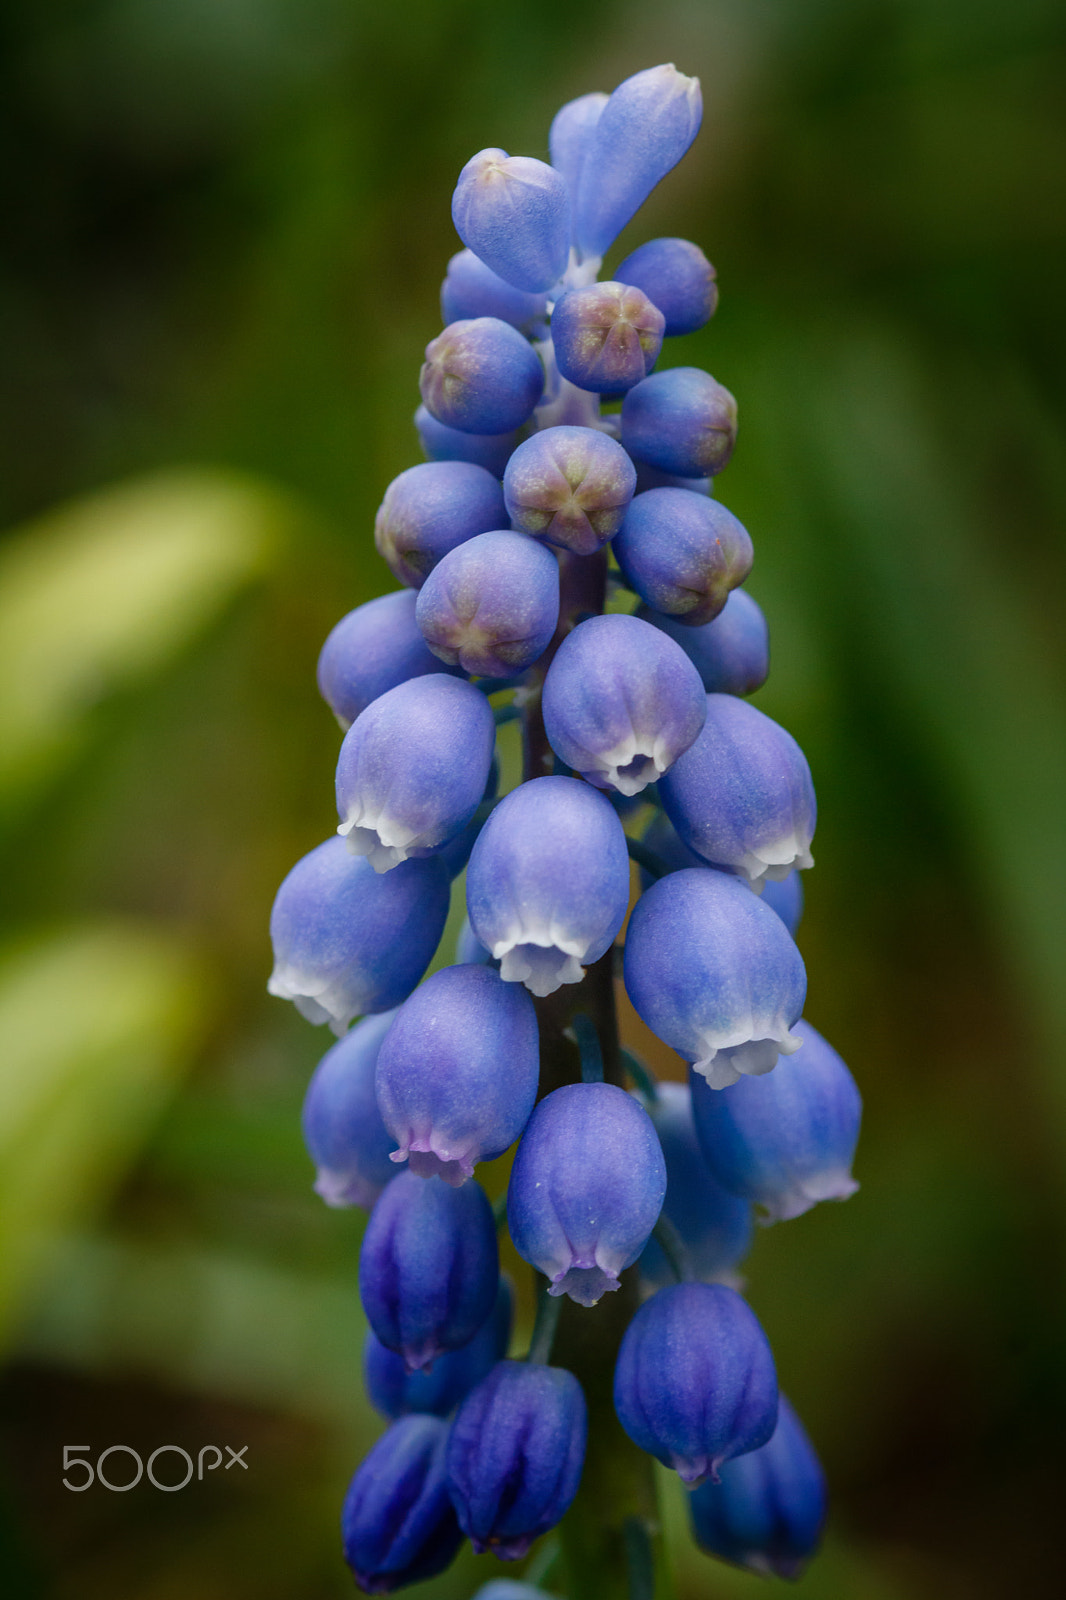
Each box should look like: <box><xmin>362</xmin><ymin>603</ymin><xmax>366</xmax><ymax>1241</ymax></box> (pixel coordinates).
<box><xmin>624</xmin><ymin>868</ymin><xmax>806</xmax><ymax>1087</ymax></box>
<box><xmin>316</xmin><ymin>589</ymin><xmax>462</xmax><ymax>731</ymax></box>
<box><xmin>503</xmin><ymin>425</ymin><xmax>636</xmax><ymax>556</ymax></box>
<box><xmin>451</xmin><ymin>150</ymin><xmax>570</xmax><ymax>293</ymax></box>
<box><xmin>690</xmin><ymin>1019</ymin><xmax>861</xmax><ymax>1223</ymax></box>
<box><xmin>615</xmin><ymin>488</ymin><xmax>752</xmax><ymax>627</ymax></box>
<box><xmin>639</xmin><ymin>813</ymin><xmax>805</xmax><ymax>936</ymax></box>
<box><xmin>268</xmin><ymin>838</ymin><xmax>450</xmax><ymax>1034</ymax></box>
<box><xmin>374</xmin><ymin>459</ymin><xmax>506</xmax><ymax>589</ymax></box>
<box><xmin>541</xmin><ymin>612</ymin><xmax>706</xmax><ymax>796</ymax></box>
<box><xmin>508</xmin><ymin>1082</ymin><xmax>667</xmax><ymax>1306</ymax></box>
<box><xmin>573</xmin><ymin>64</ymin><xmax>703</xmax><ymax>261</ymax></box>
<box><xmin>615</xmin><ymin>236</ymin><xmax>718</xmax><ymax>335</ymax></box>
<box><xmin>466</xmin><ymin>775</ymin><xmax>630</xmax><ymax>997</ymax></box>
<box><xmin>335</xmin><ymin>674</ymin><xmax>495</xmax><ymax>873</ymax></box>
<box><xmin>415</xmin><ymin>530</ymin><xmax>559</xmax><ymax>678</ymax></box>
<box><xmin>550</xmin><ymin>282</ymin><xmax>665</xmax><ymax>394</ymax></box>
<box><xmin>342</xmin><ymin>1414</ymin><xmax>462</xmax><ymax>1594</ymax></box>
<box><xmin>621</xmin><ymin>367</ymin><xmax>737</xmax><ymax>479</ymax></box>
<box><xmin>441</xmin><ymin>249</ymin><xmax>549</xmax><ymax>336</ymax></box>
<box><xmin>364</xmin><ymin>1275</ymin><xmax>513</xmax><ymax>1421</ymax></box>
<box><xmin>446</xmin><ymin>1360</ymin><xmax>587</xmax><ymax>1558</ymax></box>
<box><xmin>638</xmin><ymin>587</ymin><xmax>770</xmax><ymax>696</ymax></box>
<box><xmin>302</xmin><ymin>1010</ymin><xmax>399</xmax><ymax>1208</ymax></box>
<box><xmin>549</xmin><ymin>90</ymin><xmax>608</xmax><ymax>201</ymax></box>
<box><xmin>637</xmin><ymin>1081</ymin><xmax>753</xmax><ymax>1292</ymax></box>
<box><xmin>660</xmin><ymin>693</ymin><xmax>816</xmax><ymax>888</ymax></box>
<box><xmin>375</xmin><ymin>964</ymin><xmax>540</xmax><ymax>1185</ymax></box>
<box><xmin>421</xmin><ymin>317</ymin><xmax>544</xmax><ymax>435</ymax></box>
<box><xmin>614</xmin><ymin>1281</ymin><xmax>778</xmax><ymax>1485</ymax></box>
<box><xmin>688</xmin><ymin>1394</ymin><xmax>827</xmax><ymax>1579</ymax></box>
<box><xmin>359</xmin><ymin>1170</ymin><xmax>498</xmax><ymax>1372</ymax></box>
<box><xmin>414</xmin><ymin>404</ymin><xmax>518</xmax><ymax>478</ymax></box>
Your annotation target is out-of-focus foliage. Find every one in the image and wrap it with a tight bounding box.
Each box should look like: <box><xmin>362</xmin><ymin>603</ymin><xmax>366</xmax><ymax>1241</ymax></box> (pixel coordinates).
<box><xmin>0</xmin><ymin>1</ymin><xmax>1063</xmax><ymax>1598</ymax></box>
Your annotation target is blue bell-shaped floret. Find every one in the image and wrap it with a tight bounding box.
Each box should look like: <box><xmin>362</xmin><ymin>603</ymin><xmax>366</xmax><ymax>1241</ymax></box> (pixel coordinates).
<box><xmin>364</xmin><ymin>1275</ymin><xmax>513</xmax><ymax>1420</ymax></box>
<box><xmin>301</xmin><ymin>1010</ymin><xmax>399</xmax><ymax>1208</ymax></box>
<box><xmin>341</xmin><ymin>1415</ymin><xmax>462</xmax><ymax>1592</ymax></box>
<box><xmin>637</xmin><ymin>588</ymin><xmax>769</xmax><ymax>696</ymax></box>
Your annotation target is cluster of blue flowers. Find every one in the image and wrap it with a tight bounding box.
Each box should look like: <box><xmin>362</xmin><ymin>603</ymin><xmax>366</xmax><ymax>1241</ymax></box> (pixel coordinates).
<box><xmin>268</xmin><ymin>62</ymin><xmax>862</xmax><ymax>1594</ymax></box>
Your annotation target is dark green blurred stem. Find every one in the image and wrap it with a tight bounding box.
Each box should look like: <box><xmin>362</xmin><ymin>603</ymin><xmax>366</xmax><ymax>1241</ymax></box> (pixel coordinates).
<box><xmin>621</xmin><ymin>1047</ymin><xmax>659</xmax><ymax>1104</ymax></box>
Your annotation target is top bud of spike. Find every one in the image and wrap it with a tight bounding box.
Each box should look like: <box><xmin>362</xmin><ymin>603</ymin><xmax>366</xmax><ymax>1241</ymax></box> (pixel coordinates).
<box><xmin>549</xmin><ymin>91</ymin><xmax>608</xmax><ymax>200</ymax></box>
<box><xmin>574</xmin><ymin>65</ymin><xmax>702</xmax><ymax>261</ymax></box>
<box><xmin>452</xmin><ymin>150</ymin><xmax>571</xmax><ymax>293</ymax></box>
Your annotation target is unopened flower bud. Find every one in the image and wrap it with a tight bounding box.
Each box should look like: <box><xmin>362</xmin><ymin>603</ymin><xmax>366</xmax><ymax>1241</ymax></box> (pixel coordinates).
<box><xmin>317</xmin><ymin>590</ymin><xmax>462</xmax><ymax>731</ymax></box>
<box><xmin>416</xmin><ymin>529</ymin><xmax>559</xmax><ymax>678</ymax></box>
<box><xmin>342</xmin><ymin>1415</ymin><xmax>462</xmax><ymax>1592</ymax></box>
<box><xmin>549</xmin><ymin>91</ymin><xmax>608</xmax><ymax>202</ymax></box>
<box><xmin>441</xmin><ymin>249</ymin><xmax>549</xmax><ymax>335</ymax></box>
<box><xmin>364</xmin><ymin>1276</ymin><xmax>513</xmax><ymax>1421</ymax></box>
<box><xmin>415</xmin><ymin>405</ymin><xmax>518</xmax><ymax>478</ymax></box>
<box><xmin>503</xmin><ymin>425</ymin><xmax>636</xmax><ymax>555</ymax></box>
<box><xmin>615</xmin><ymin>236</ymin><xmax>718</xmax><ymax>335</ymax></box>
<box><xmin>621</xmin><ymin>367</ymin><xmax>737</xmax><ymax>478</ymax></box>
<box><xmin>375</xmin><ymin>460</ymin><xmax>506</xmax><ymax>589</ymax></box>
<box><xmin>638</xmin><ymin>587</ymin><xmax>769</xmax><ymax>696</ymax></box>
<box><xmin>302</xmin><ymin>1010</ymin><xmax>399</xmax><ymax>1208</ymax></box>
<box><xmin>551</xmin><ymin>282</ymin><xmax>664</xmax><ymax>394</ymax></box>
<box><xmin>421</xmin><ymin>318</ymin><xmax>544</xmax><ymax>435</ymax></box>
<box><xmin>615</xmin><ymin>488</ymin><xmax>753</xmax><ymax>626</ymax></box>
<box><xmin>452</xmin><ymin>150</ymin><xmax>570</xmax><ymax>293</ymax></box>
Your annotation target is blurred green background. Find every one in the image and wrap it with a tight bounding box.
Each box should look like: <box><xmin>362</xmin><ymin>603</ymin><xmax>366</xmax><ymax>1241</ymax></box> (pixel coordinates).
<box><xmin>1</xmin><ymin>0</ymin><xmax>1064</xmax><ymax>1595</ymax></box>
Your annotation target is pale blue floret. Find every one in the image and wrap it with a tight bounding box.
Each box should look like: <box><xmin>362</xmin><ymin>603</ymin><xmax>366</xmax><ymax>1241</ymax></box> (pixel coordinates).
<box><xmin>415</xmin><ymin>529</ymin><xmax>559</xmax><ymax>678</ymax></box>
<box><xmin>414</xmin><ymin>405</ymin><xmax>517</xmax><ymax>479</ymax></box>
<box><xmin>451</xmin><ymin>150</ymin><xmax>571</xmax><ymax>293</ymax></box>
<box><xmin>466</xmin><ymin>775</ymin><xmax>630</xmax><ymax>997</ymax></box>
<box><xmin>441</xmin><ymin>249</ymin><xmax>549</xmax><ymax>335</ymax></box>
<box><xmin>549</xmin><ymin>91</ymin><xmax>608</xmax><ymax>207</ymax></box>
<box><xmin>614</xmin><ymin>488</ymin><xmax>753</xmax><ymax>627</ymax></box>
<box><xmin>375</xmin><ymin>964</ymin><xmax>540</xmax><ymax>1185</ymax></box>
<box><xmin>613</xmin><ymin>1281</ymin><xmax>778</xmax><ymax>1485</ymax></box>
<box><xmin>374</xmin><ymin>460</ymin><xmax>507</xmax><ymax>589</ymax></box>
<box><xmin>624</xmin><ymin>868</ymin><xmax>806</xmax><ymax>1088</ymax></box>
<box><xmin>637</xmin><ymin>1082</ymin><xmax>753</xmax><ymax>1291</ymax></box>
<box><xmin>615</xmin><ymin>236</ymin><xmax>718</xmax><ymax>335</ymax></box>
<box><xmin>507</xmin><ymin>1082</ymin><xmax>667</xmax><ymax>1306</ymax></box>
<box><xmin>573</xmin><ymin>65</ymin><xmax>703</xmax><ymax>261</ymax></box>
<box><xmin>420</xmin><ymin>317</ymin><xmax>545</xmax><ymax>435</ymax></box>
<box><xmin>541</xmin><ymin>612</ymin><xmax>706</xmax><ymax>796</ymax></box>
<box><xmin>638</xmin><ymin>588</ymin><xmax>770</xmax><ymax>696</ymax></box>
<box><xmin>689</xmin><ymin>1019</ymin><xmax>861</xmax><ymax>1223</ymax></box>
<box><xmin>267</xmin><ymin>838</ymin><xmax>450</xmax><ymax>1035</ymax></box>
<box><xmin>302</xmin><ymin>1010</ymin><xmax>399</xmax><ymax>1208</ymax></box>
<box><xmin>503</xmin><ymin>425</ymin><xmax>636</xmax><ymax>556</ymax></box>
<box><xmin>335</xmin><ymin>674</ymin><xmax>495</xmax><ymax>873</ymax></box>
<box><xmin>688</xmin><ymin>1394</ymin><xmax>827</xmax><ymax>1578</ymax></box>
<box><xmin>659</xmin><ymin>693</ymin><xmax>816</xmax><ymax>888</ymax></box>
<box><xmin>621</xmin><ymin>367</ymin><xmax>737</xmax><ymax>478</ymax></box>
<box><xmin>316</xmin><ymin>590</ymin><xmax>462</xmax><ymax>731</ymax></box>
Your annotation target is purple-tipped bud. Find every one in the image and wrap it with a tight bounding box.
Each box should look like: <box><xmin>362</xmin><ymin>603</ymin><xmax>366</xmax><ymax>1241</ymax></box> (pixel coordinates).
<box><xmin>302</xmin><ymin>1011</ymin><xmax>399</xmax><ymax>1208</ymax></box>
<box><xmin>415</xmin><ymin>530</ymin><xmax>559</xmax><ymax>678</ymax></box>
<box><xmin>621</xmin><ymin>368</ymin><xmax>737</xmax><ymax>478</ymax></box>
<box><xmin>508</xmin><ymin>1082</ymin><xmax>666</xmax><ymax>1305</ymax></box>
<box><xmin>542</xmin><ymin>612</ymin><xmax>706</xmax><ymax>796</ymax></box>
<box><xmin>615</xmin><ymin>237</ymin><xmax>718</xmax><ymax>336</ymax></box>
<box><xmin>441</xmin><ymin>249</ymin><xmax>549</xmax><ymax>336</ymax></box>
<box><xmin>375</xmin><ymin>964</ymin><xmax>539</xmax><ymax>1185</ymax></box>
<box><xmin>551</xmin><ymin>283</ymin><xmax>664</xmax><ymax>394</ymax></box>
<box><xmin>364</xmin><ymin>1276</ymin><xmax>513</xmax><ymax>1421</ymax></box>
<box><xmin>503</xmin><ymin>425</ymin><xmax>636</xmax><ymax>555</ymax></box>
<box><xmin>451</xmin><ymin>150</ymin><xmax>570</xmax><ymax>293</ymax></box>
<box><xmin>624</xmin><ymin>868</ymin><xmax>806</xmax><ymax>1088</ymax></box>
<box><xmin>466</xmin><ymin>776</ymin><xmax>630</xmax><ymax>997</ymax></box>
<box><xmin>375</xmin><ymin>460</ymin><xmax>507</xmax><ymax>589</ymax></box>
<box><xmin>615</xmin><ymin>488</ymin><xmax>753</xmax><ymax>626</ymax></box>
<box><xmin>268</xmin><ymin>839</ymin><xmax>449</xmax><ymax>1034</ymax></box>
<box><xmin>446</xmin><ymin>1360</ymin><xmax>587</xmax><ymax>1559</ymax></box>
<box><xmin>688</xmin><ymin>1395</ymin><xmax>827</xmax><ymax>1579</ymax></box>
<box><xmin>359</xmin><ymin>1170</ymin><xmax>498</xmax><ymax>1372</ymax></box>
<box><xmin>421</xmin><ymin>318</ymin><xmax>544</xmax><ymax>436</ymax></box>
<box><xmin>613</xmin><ymin>1282</ymin><xmax>778</xmax><ymax>1485</ymax></box>
<box><xmin>574</xmin><ymin>64</ymin><xmax>703</xmax><ymax>260</ymax></box>
<box><xmin>341</xmin><ymin>1415</ymin><xmax>462</xmax><ymax>1593</ymax></box>
<box><xmin>335</xmin><ymin>675</ymin><xmax>495</xmax><ymax>873</ymax></box>
<box><xmin>316</xmin><ymin>590</ymin><xmax>463</xmax><ymax>731</ymax></box>
<box><xmin>660</xmin><ymin>695</ymin><xmax>816</xmax><ymax>888</ymax></box>
<box><xmin>637</xmin><ymin>1082</ymin><xmax>753</xmax><ymax>1291</ymax></box>
<box><xmin>549</xmin><ymin>91</ymin><xmax>608</xmax><ymax>201</ymax></box>
<box><xmin>638</xmin><ymin>588</ymin><xmax>769</xmax><ymax>696</ymax></box>
<box><xmin>415</xmin><ymin>405</ymin><xmax>518</xmax><ymax>479</ymax></box>
<box><xmin>690</xmin><ymin>1020</ymin><xmax>861</xmax><ymax>1223</ymax></box>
